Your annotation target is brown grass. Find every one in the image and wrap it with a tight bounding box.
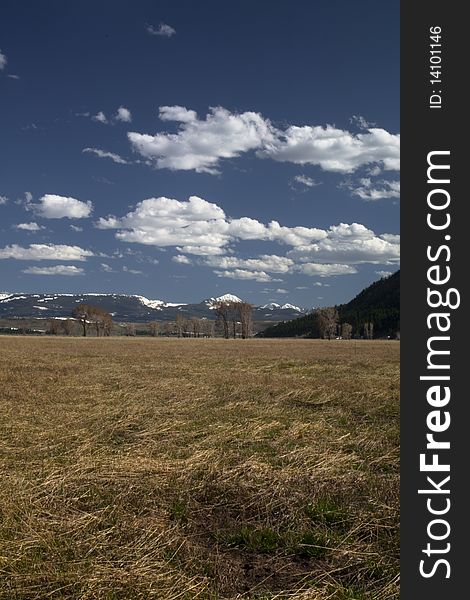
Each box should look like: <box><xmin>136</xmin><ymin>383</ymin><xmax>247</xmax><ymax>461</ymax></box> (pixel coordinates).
<box><xmin>0</xmin><ymin>338</ymin><xmax>399</xmax><ymax>599</ymax></box>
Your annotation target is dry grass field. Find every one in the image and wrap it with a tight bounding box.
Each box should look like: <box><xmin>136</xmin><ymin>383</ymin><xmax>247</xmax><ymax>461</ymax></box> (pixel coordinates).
<box><xmin>0</xmin><ymin>337</ymin><xmax>399</xmax><ymax>600</ymax></box>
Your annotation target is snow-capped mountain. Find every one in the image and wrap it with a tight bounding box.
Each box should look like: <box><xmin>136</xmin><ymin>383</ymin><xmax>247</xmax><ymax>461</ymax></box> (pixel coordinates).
<box><xmin>260</xmin><ymin>302</ymin><xmax>304</xmax><ymax>312</ymax></box>
<box><xmin>205</xmin><ymin>293</ymin><xmax>243</xmax><ymax>308</ymax></box>
<box><xmin>0</xmin><ymin>292</ymin><xmax>307</xmax><ymax>322</ymax></box>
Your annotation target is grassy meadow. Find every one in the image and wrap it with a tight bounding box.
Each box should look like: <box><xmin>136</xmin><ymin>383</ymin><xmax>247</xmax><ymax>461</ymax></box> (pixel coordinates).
<box><xmin>0</xmin><ymin>337</ymin><xmax>399</xmax><ymax>599</ymax></box>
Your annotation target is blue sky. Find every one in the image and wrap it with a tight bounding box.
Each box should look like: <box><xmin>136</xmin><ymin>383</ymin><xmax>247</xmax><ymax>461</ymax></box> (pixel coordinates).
<box><xmin>0</xmin><ymin>0</ymin><xmax>399</xmax><ymax>307</ymax></box>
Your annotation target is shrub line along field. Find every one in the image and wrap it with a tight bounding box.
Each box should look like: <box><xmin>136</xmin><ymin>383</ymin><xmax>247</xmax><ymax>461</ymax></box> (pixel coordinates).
<box><xmin>0</xmin><ymin>337</ymin><xmax>399</xmax><ymax>599</ymax></box>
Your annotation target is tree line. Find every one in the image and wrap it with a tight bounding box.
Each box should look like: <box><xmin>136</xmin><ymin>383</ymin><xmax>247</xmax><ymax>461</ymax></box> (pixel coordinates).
<box><xmin>258</xmin><ymin>306</ymin><xmax>380</xmax><ymax>340</ymax></box>
<box><xmin>44</xmin><ymin>300</ymin><xmax>254</xmax><ymax>338</ymax></box>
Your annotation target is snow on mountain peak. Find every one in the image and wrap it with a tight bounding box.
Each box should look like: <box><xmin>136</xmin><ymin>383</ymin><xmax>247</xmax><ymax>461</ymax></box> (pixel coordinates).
<box><xmin>207</xmin><ymin>293</ymin><xmax>243</xmax><ymax>306</ymax></box>
<box><xmin>281</xmin><ymin>303</ymin><xmax>303</xmax><ymax>312</ymax></box>
<box><xmin>134</xmin><ymin>295</ymin><xmax>165</xmax><ymax>310</ymax></box>
<box><xmin>260</xmin><ymin>302</ymin><xmax>281</xmax><ymax>310</ymax></box>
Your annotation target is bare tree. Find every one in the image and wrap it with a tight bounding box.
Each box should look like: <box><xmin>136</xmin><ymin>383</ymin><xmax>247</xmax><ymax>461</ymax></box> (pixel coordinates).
<box><xmin>148</xmin><ymin>321</ymin><xmax>161</xmax><ymax>337</ymax></box>
<box><xmin>124</xmin><ymin>323</ymin><xmax>136</xmax><ymax>336</ymax></box>
<box><xmin>91</xmin><ymin>308</ymin><xmax>113</xmax><ymax>337</ymax></box>
<box><xmin>47</xmin><ymin>319</ymin><xmax>61</xmax><ymax>335</ymax></box>
<box><xmin>238</xmin><ymin>302</ymin><xmax>253</xmax><ymax>339</ymax></box>
<box><xmin>213</xmin><ymin>301</ymin><xmax>231</xmax><ymax>339</ymax></box>
<box><xmin>201</xmin><ymin>318</ymin><xmax>214</xmax><ymax>338</ymax></box>
<box><xmin>71</xmin><ymin>304</ymin><xmax>112</xmax><ymax>337</ymax></box>
<box><xmin>175</xmin><ymin>313</ymin><xmax>187</xmax><ymax>338</ymax></box>
<box><xmin>341</xmin><ymin>322</ymin><xmax>353</xmax><ymax>340</ymax></box>
<box><xmin>317</xmin><ymin>307</ymin><xmax>339</xmax><ymax>340</ymax></box>
<box><xmin>61</xmin><ymin>319</ymin><xmax>75</xmax><ymax>336</ymax></box>
<box><xmin>363</xmin><ymin>322</ymin><xmax>374</xmax><ymax>340</ymax></box>
<box><xmin>163</xmin><ymin>321</ymin><xmax>175</xmax><ymax>337</ymax></box>
<box><xmin>72</xmin><ymin>303</ymin><xmax>91</xmax><ymax>337</ymax></box>
<box><xmin>190</xmin><ymin>317</ymin><xmax>202</xmax><ymax>338</ymax></box>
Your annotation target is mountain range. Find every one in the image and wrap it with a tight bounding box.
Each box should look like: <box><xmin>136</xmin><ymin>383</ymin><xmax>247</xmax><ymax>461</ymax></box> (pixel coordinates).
<box><xmin>0</xmin><ymin>292</ymin><xmax>307</xmax><ymax>323</ymax></box>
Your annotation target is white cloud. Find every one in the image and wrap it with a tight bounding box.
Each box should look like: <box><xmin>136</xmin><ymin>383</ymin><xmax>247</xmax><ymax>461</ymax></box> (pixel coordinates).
<box><xmin>25</xmin><ymin>191</ymin><xmax>33</xmax><ymax>202</ymax></box>
<box><xmin>159</xmin><ymin>106</ymin><xmax>197</xmax><ymax>123</ymax></box>
<box><xmin>287</xmin><ymin>223</ymin><xmax>400</xmax><ymax>265</ymax></box>
<box><xmin>0</xmin><ymin>244</ymin><xmax>93</xmax><ymax>261</ymax></box>
<box><xmin>115</xmin><ymin>106</ymin><xmax>132</xmax><ymax>123</ymax></box>
<box><xmin>205</xmin><ymin>254</ymin><xmax>294</xmax><ymax>274</ymax></box>
<box><xmin>92</xmin><ymin>111</ymin><xmax>108</xmax><ymax>124</ymax></box>
<box><xmin>0</xmin><ymin>50</ymin><xmax>7</xmax><ymax>70</ymax></box>
<box><xmin>100</xmin><ymin>263</ymin><xmax>114</xmax><ymax>272</ymax></box>
<box><xmin>33</xmin><ymin>194</ymin><xmax>93</xmax><ymax>219</ymax></box>
<box><xmin>22</xmin><ymin>265</ymin><xmax>85</xmax><ymax>276</ymax></box>
<box><xmin>128</xmin><ymin>106</ymin><xmax>400</xmax><ymax>175</ymax></box>
<box><xmin>96</xmin><ymin>196</ymin><xmax>399</xmax><ymax>273</ymax></box>
<box><xmin>7</xmin><ymin>74</ymin><xmax>20</xmax><ymax>80</ymax></box>
<box><xmin>70</xmin><ymin>225</ymin><xmax>83</xmax><ymax>232</ymax></box>
<box><xmin>15</xmin><ymin>222</ymin><xmax>45</xmax><ymax>231</ymax></box>
<box><xmin>122</xmin><ymin>266</ymin><xmax>144</xmax><ymax>275</ymax></box>
<box><xmin>275</xmin><ymin>288</ymin><xmax>288</xmax><ymax>294</ymax></box>
<box><xmin>146</xmin><ymin>23</ymin><xmax>176</xmax><ymax>37</ymax></box>
<box><xmin>214</xmin><ymin>269</ymin><xmax>280</xmax><ymax>283</ymax></box>
<box><xmin>128</xmin><ymin>106</ymin><xmax>275</xmax><ymax>174</ymax></box>
<box><xmin>83</xmin><ymin>147</ymin><xmax>129</xmax><ymax>164</ymax></box>
<box><xmin>348</xmin><ymin>178</ymin><xmax>400</xmax><ymax>200</ymax></box>
<box><xmin>176</xmin><ymin>245</ymin><xmax>226</xmax><ymax>256</ymax></box>
<box><xmin>0</xmin><ymin>195</ymin><xmax>8</xmax><ymax>205</ymax></box>
<box><xmin>292</xmin><ymin>175</ymin><xmax>320</xmax><ymax>188</ymax></box>
<box><xmin>367</xmin><ymin>165</ymin><xmax>382</xmax><ymax>176</ymax></box>
<box><xmin>96</xmin><ymin>195</ymin><xmax>329</xmax><ymax>255</ymax></box>
<box><xmin>380</xmin><ymin>233</ymin><xmax>400</xmax><ymax>244</ymax></box>
<box><xmin>260</xmin><ymin>126</ymin><xmax>400</xmax><ymax>173</ymax></box>
<box><xmin>350</xmin><ymin>115</ymin><xmax>376</xmax><ymax>129</ymax></box>
<box><xmin>172</xmin><ymin>254</ymin><xmax>192</xmax><ymax>265</ymax></box>
<box><xmin>296</xmin><ymin>264</ymin><xmax>358</xmax><ymax>277</ymax></box>
<box><xmin>375</xmin><ymin>270</ymin><xmax>393</xmax><ymax>278</ymax></box>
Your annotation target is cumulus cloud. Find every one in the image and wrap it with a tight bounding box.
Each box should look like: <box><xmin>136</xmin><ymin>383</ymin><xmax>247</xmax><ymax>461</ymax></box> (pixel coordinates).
<box><xmin>296</xmin><ymin>263</ymin><xmax>358</xmax><ymax>277</ymax></box>
<box><xmin>22</xmin><ymin>265</ymin><xmax>85</xmax><ymax>276</ymax></box>
<box><xmin>260</xmin><ymin>126</ymin><xmax>400</xmax><ymax>172</ymax></box>
<box><xmin>15</xmin><ymin>222</ymin><xmax>45</xmax><ymax>231</ymax></box>
<box><xmin>115</xmin><ymin>106</ymin><xmax>132</xmax><ymax>122</ymax></box>
<box><xmin>214</xmin><ymin>269</ymin><xmax>280</xmax><ymax>283</ymax></box>
<box><xmin>100</xmin><ymin>263</ymin><xmax>114</xmax><ymax>272</ymax></box>
<box><xmin>33</xmin><ymin>194</ymin><xmax>93</xmax><ymax>219</ymax></box>
<box><xmin>70</xmin><ymin>225</ymin><xmax>83</xmax><ymax>232</ymax></box>
<box><xmin>275</xmin><ymin>288</ymin><xmax>289</xmax><ymax>294</ymax></box>
<box><xmin>0</xmin><ymin>195</ymin><xmax>8</xmax><ymax>205</ymax></box>
<box><xmin>128</xmin><ymin>106</ymin><xmax>275</xmax><ymax>174</ymax></box>
<box><xmin>96</xmin><ymin>195</ymin><xmax>399</xmax><ymax>278</ymax></box>
<box><xmin>348</xmin><ymin>178</ymin><xmax>400</xmax><ymax>200</ymax></box>
<box><xmin>96</xmin><ymin>195</ymin><xmax>328</xmax><ymax>255</ymax></box>
<box><xmin>92</xmin><ymin>111</ymin><xmax>108</xmax><ymax>124</ymax></box>
<box><xmin>0</xmin><ymin>50</ymin><xmax>7</xmax><ymax>70</ymax></box>
<box><xmin>0</xmin><ymin>244</ymin><xmax>93</xmax><ymax>261</ymax></box>
<box><xmin>172</xmin><ymin>254</ymin><xmax>192</xmax><ymax>265</ymax></box>
<box><xmin>128</xmin><ymin>105</ymin><xmax>400</xmax><ymax>174</ymax></box>
<box><xmin>287</xmin><ymin>223</ymin><xmax>400</xmax><ymax>265</ymax></box>
<box><xmin>82</xmin><ymin>147</ymin><xmax>129</xmax><ymax>164</ymax></box>
<box><xmin>205</xmin><ymin>254</ymin><xmax>294</xmax><ymax>274</ymax></box>
<box><xmin>146</xmin><ymin>23</ymin><xmax>176</xmax><ymax>37</ymax></box>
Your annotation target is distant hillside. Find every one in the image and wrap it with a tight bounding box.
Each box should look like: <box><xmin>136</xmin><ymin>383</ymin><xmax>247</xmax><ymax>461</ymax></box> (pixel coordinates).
<box><xmin>0</xmin><ymin>292</ymin><xmax>308</xmax><ymax>323</ymax></box>
<box><xmin>258</xmin><ymin>271</ymin><xmax>400</xmax><ymax>338</ymax></box>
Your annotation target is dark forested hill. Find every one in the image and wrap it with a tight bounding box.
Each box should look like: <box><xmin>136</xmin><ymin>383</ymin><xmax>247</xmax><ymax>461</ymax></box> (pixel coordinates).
<box><xmin>258</xmin><ymin>271</ymin><xmax>400</xmax><ymax>338</ymax></box>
